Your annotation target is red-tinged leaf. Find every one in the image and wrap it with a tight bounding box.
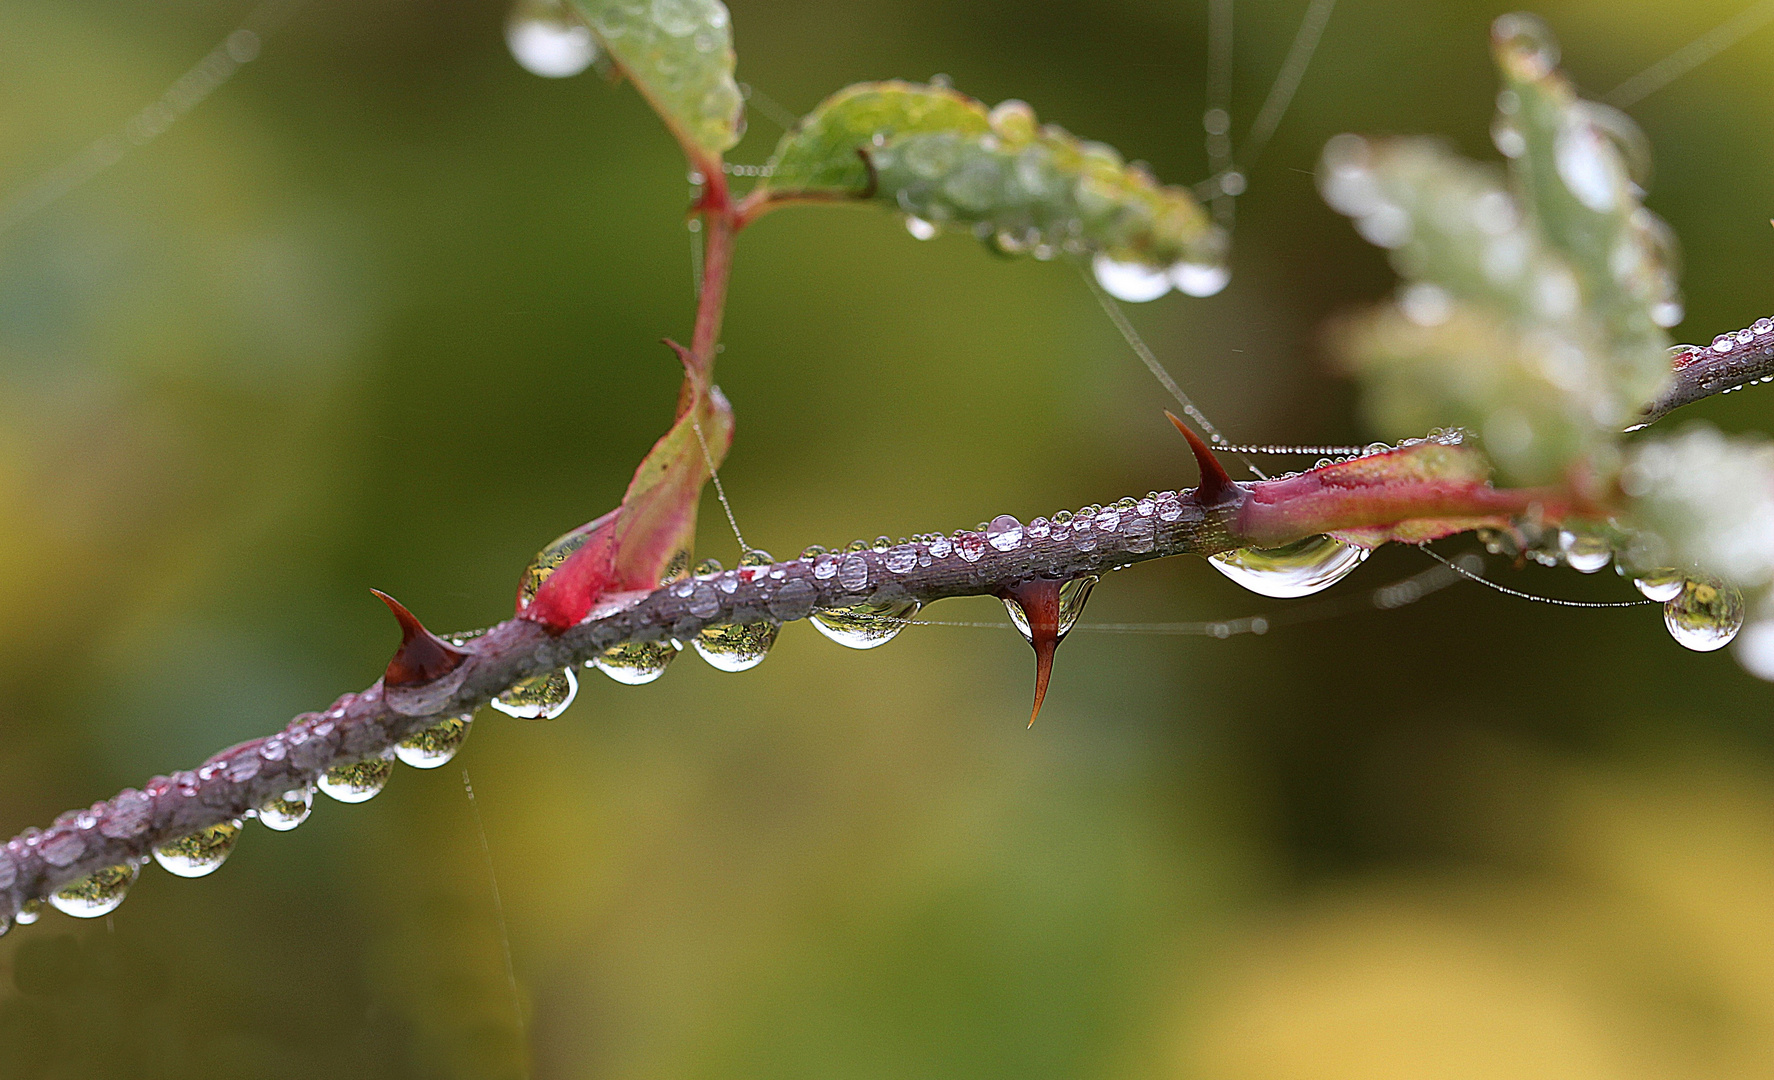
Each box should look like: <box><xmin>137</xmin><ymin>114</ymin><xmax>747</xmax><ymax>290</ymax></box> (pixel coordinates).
<box><xmin>522</xmin><ymin>345</ymin><xmax>735</xmax><ymax>631</ymax></box>
<box><xmin>1237</xmin><ymin>442</ymin><xmax>1572</xmax><ymax>548</ymax></box>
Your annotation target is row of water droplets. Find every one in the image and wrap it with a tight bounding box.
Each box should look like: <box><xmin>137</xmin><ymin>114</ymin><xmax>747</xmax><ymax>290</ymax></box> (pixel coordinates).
<box><xmin>1475</xmin><ymin>523</ymin><xmax>1745</xmax><ymax>651</ymax></box>
<box><xmin>9</xmin><ymin>710</ymin><xmax>478</xmax><ymax>930</ymax></box>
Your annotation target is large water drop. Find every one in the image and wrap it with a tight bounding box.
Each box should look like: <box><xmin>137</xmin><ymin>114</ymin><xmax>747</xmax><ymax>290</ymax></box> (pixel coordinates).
<box><xmin>1663</xmin><ymin>578</ymin><xmax>1743</xmax><ymax>652</ymax></box>
<box><xmin>987</xmin><ymin>515</ymin><xmax>1023</xmax><ymax>551</ymax></box>
<box><xmin>505</xmin><ymin>0</ymin><xmax>597</xmax><ymax>78</ymax></box>
<box><xmin>693</xmin><ymin>620</ymin><xmax>779</xmax><ymax>671</ymax></box>
<box><xmin>491</xmin><ymin>667</ymin><xmax>577</xmax><ymax>719</ymax></box>
<box><xmin>811</xmin><ymin>596</ymin><xmax>921</xmax><ymax>649</ymax></box>
<box><xmin>1172</xmin><ymin>261</ymin><xmax>1230</xmax><ymax>297</ymax></box>
<box><xmin>1558</xmin><ymin>530</ymin><xmax>1611</xmax><ymax>574</ymax></box>
<box><xmin>319</xmin><ymin>751</ymin><xmax>395</xmax><ymax>804</ymax></box>
<box><xmin>1632</xmin><ymin>569</ymin><xmax>1684</xmax><ymax>603</ymax></box>
<box><xmin>258</xmin><ymin>785</ymin><xmax>314</xmax><ymax>832</ymax></box>
<box><xmin>1208</xmin><ymin>535</ymin><xmax>1369</xmax><ymax>598</ymax></box>
<box><xmin>593</xmin><ymin>639</ymin><xmax>680</xmax><ymax>684</ymax></box>
<box><xmin>395</xmin><ymin>714</ymin><xmax>473</xmax><ymax>769</ymax></box>
<box><xmin>152</xmin><ymin>820</ymin><xmax>242</xmax><ymax>878</ymax></box>
<box><xmin>1001</xmin><ymin>576</ymin><xmax>1097</xmax><ymax>641</ymax></box>
<box><xmin>1092</xmin><ymin>254</ymin><xmax>1171</xmax><ymax>302</ymax></box>
<box><xmin>49</xmin><ymin>863</ymin><xmax>138</xmax><ymax>918</ymax></box>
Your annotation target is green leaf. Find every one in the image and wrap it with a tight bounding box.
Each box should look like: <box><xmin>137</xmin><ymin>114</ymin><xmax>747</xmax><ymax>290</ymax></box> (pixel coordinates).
<box><xmin>757</xmin><ymin>81</ymin><xmax>1226</xmax><ymax>275</ymax></box>
<box><xmin>567</xmin><ymin>0</ymin><xmax>744</xmax><ymax>162</ymax></box>
<box><xmin>1321</xmin><ymin>14</ymin><xmax>1677</xmax><ymax>485</ymax></box>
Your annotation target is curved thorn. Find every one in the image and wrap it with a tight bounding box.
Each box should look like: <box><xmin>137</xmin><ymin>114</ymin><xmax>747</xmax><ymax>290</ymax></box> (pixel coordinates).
<box><xmin>372</xmin><ymin>589</ymin><xmax>469</xmax><ymax>687</ymax></box>
<box><xmin>1001</xmin><ymin>579</ymin><xmax>1064</xmax><ymax>727</ymax></box>
<box><xmin>1165</xmin><ymin>409</ymin><xmax>1237</xmax><ymax>505</ymax></box>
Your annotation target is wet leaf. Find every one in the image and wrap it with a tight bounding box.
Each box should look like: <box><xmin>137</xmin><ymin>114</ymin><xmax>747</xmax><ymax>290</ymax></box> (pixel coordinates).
<box><xmin>566</xmin><ymin>0</ymin><xmax>743</xmax><ymax>163</ymax></box>
<box><xmin>755</xmin><ymin>81</ymin><xmax>1226</xmax><ymax>275</ymax></box>
<box><xmin>522</xmin><ymin>347</ymin><xmax>733</xmax><ymax>630</ymax></box>
<box><xmin>1323</xmin><ymin>15</ymin><xmax>1677</xmax><ymax>485</ymax></box>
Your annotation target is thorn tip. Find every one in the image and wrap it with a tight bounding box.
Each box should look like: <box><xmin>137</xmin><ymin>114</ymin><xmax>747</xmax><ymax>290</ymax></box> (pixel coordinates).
<box><xmin>1165</xmin><ymin>410</ymin><xmax>1237</xmax><ymax>504</ymax></box>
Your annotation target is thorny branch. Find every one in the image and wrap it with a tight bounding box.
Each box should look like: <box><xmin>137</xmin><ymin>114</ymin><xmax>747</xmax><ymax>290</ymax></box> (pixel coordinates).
<box><xmin>1635</xmin><ymin>323</ymin><xmax>1774</xmax><ymax>428</ymax></box>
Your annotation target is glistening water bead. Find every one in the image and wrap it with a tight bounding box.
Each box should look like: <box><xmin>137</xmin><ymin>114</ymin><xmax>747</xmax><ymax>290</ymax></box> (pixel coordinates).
<box><xmin>258</xmin><ymin>785</ymin><xmax>314</xmax><ymax>831</ymax></box>
<box><xmin>1632</xmin><ymin>569</ymin><xmax>1685</xmax><ymax>603</ymax></box>
<box><xmin>505</xmin><ymin>0</ymin><xmax>597</xmax><ymax>78</ymax></box>
<box><xmin>49</xmin><ymin>863</ymin><xmax>138</xmax><ymax>918</ymax></box>
<box><xmin>694</xmin><ymin>620</ymin><xmax>779</xmax><ymax>671</ymax></box>
<box><xmin>811</xmin><ymin>596</ymin><xmax>921</xmax><ymax>649</ymax></box>
<box><xmin>152</xmin><ymin>820</ymin><xmax>242</xmax><ymax>878</ymax></box>
<box><xmin>395</xmin><ymin>714</ymin><xmax>473</xmax><ymax>769</ymax></box>
<box><xmin>1208</xmin><ymin>535</ymin><xmax>1371</xmax><ymax>598</ymax></box>
<box><xmin>491</xmin><ymin>667</ymin><xmax>577</xmax><ymax>719</ymax></box>
<box><xmin>592</xmin><ymin>639</ymin><xmax>680</xmax><ymax>684</ymax></box>
<box><xmin>319</xmin><ymin>751</ymin><xmax>395</xmax><ymax>804</ymax></box>
<box><xmin>1001</xmin><ymin>576</ymin><xmax>1098</xmax><ymax>642</ymax></box>
<box><xmin>1662</xmin><ymin>578</ymin><xmax>1744</xmax><ymax>652</ymax></box>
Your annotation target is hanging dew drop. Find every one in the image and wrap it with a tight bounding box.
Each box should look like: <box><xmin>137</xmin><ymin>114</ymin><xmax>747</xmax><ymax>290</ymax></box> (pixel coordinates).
<box><xmin>905</xmin><ymin>215</ymin><xmax>939</xmax><ymax>240</ymax></box>
<box><xmin>258</xmin><ymin>785</ymin><xmax>314</xmax><ymax>832</ymax></box>
<box><xmin>1208</xmin><ymin>535</ymin><xmax>1370</xmax><ymax>598</ymax></box>
<box><xmin>394</xmin><ymin>714</ymin><xmax>473</xmax><ymax>769</ymax></box>
<box><xmin>1632</xmin><ymin>569</ymin><xmax>1684</xmax><ymax>602</ymax></box>
<box><xmin>1171</xmin><ymin>261</ymin><xmax>1230</xmax><ymax>297</ymax></box>
<box><xmin>505</xmin><ymin>0</ymin><xmax>597</xmax><ymax>78</ymax></box>
<box><xmin>318</xmin><ymin>751</ymin><xmax>396</xmax><ymax>804</ymax></box>
<box><xmin>49</xmin><ymin>863</ymin><xmax>137</xmax><ymax>918</ymax></box>
<box><xmin>592</xmin><ymin>639</ymin><xmax>680</xmax><ymax>684</ymax></box>
<box><xmin>14</xmin><ymin>900</ymin><xmax>39</xmax><ymax>926</ymax></box>
<box><xmin>1558</xmin><ymin>530</ymin><xmax>1611</xmax><ymax>573</ymax></box>
<box><xmin>1001</xmin><ymin>576</ymin><xmax>1097</xmax><ymax>642</ymax></box>
<box><xmin>491</xmin><ymin>667</ymin><xmax>577</xmax><ymax>719</ymax></box>
<box><xmin>693</xmin><ymin>620</ymin><xmax>779</xmax><ymax>671</ymax></box>
<box><xmin>1092</xmin><ymin>254</ymin><xmax>1171</xmax><ymax>302</ymax></box>
<box><xmin>1663</xmin><ymin>578</ymin><xmax>1743</xmax><ymax>652</ymax></box>
<box><xmin>152</xmin><ymin>820</ymin><xmax>242</xmax><ymax>878</ymax></box>
<box><xmin>811</xmin><ymin>596</ymin><xmax>921</xmax><ymax>649</ymax></box>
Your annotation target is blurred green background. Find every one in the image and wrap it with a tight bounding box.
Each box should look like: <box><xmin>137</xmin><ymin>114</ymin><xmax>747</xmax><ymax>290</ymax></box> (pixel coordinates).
<box><xmin>4</xmin><ymin>0</ymin><xmax>1774</xmax><ymax>1076</ymax></box>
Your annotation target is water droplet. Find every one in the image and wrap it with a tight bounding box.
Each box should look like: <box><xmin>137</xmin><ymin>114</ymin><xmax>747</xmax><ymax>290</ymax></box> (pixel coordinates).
<box><xmin>693</xmin><ymin>620</ymin><xmax>779</xmax><ymax>671</ymax></box>
<box><xmin>1492</xmin><ymin>12</ymin><xmax>1559</xmax><ymax>79</ymax></box>
<box><xmin>1155</xmin><ymin>492</ymin><xmax>1183</xmax><ymax>521</ymax></box>
<box><xmin>1092</xmin><ymin>254</ymin><xmax>1171</xmax><ymax>302</ymax></box>
<box><xmin>491</xmin><ymin>666</ymin><xmax>577</xmax><ymax>719</ymax></box>
<box><xmin>395</xmin><ymin>714</ymin><xmax>473</xmax><ymax>769</ymax></box>
<box><xmin>49</xmin><ymin>863</ymin><xmax>137</xmax><ymax>918</ymax></box>
<box><xmin>885</xmin><ymin>545</ymin><xmax>919</xmax><ymax>573</ymax></box>
<box><xmin>1001</xmin><ymin>576</ymin><xmax>1097</xmax><ymax>641</ymax></box>
<box><xmin>905</xmin><ymin>215</ymin><xmax>938</xmax><ymax>240</ymax></box>
<box><xmin>593</xmin><ymin>639</ymin><xmax>680</xmax><ymax>684</ymax></box>
<box><xmin>1555</xmin><ymin>118</ymin><xmax>1622</xmax><ymax>213</ymax></box>
<box><xmin>1208</xmin><ymin>535</ymin><xmax>1370</xmax><ymax>598</ymax></box>
<box><xmin>1172</xmin><ymin>261</ymin><xmax>1230</xmax><ymax>297</ymax></box>
<box><xmin>927</xmin><ymin>535</ymin><xmax>952</xmax><ymax>559</ymax></box>
<box><xmin>812</xmin><ymin>554</ymin><xmax>839</xmax><ymax>579</ymax></box>
<box><xmin>812</xmin><ymin>596</ymin><xmax>921</xmax><ymax>649</ymax></box>
<box><xmin>258</xmin><ymin>785</ymin><xmax>314</xmax><ymax>831</ymax></box>
<box><xmin>837</xmin><ymin>552</ymin><xmax>871</xmax><ymax>591</ymax></box>
<box><xmin>319</xmin><ymin>751</ymin><xmax>396</xmax><ymax>804</ymax></box>
<box><xmin>152</xmin><ymin>820</ymin><xmax>242</xmax><ymax>878</ymax></box>
<box><xmin>694</xmin><ymin>557</ymin><xmax>724</xmax><ymax>575</ymax></box>
<box><xmin>1756</xmin><ymin>318</ymin><xmax>1773</xmax><ymax>335</ymax></box>
<box><xmin>1713</xmin><ymin>334</ymin><xmax>1734</xmax><ymax>354</ymax></box>
<box><xmin>14</xmin><ymin>900</ymin><xmax>40</xmax><ymax>926</ymax></box>
<box><xmin>1663</xmin><ymin>578</ymin><xmax>1743</xmax><ymax>652</ymax></box>
<box><xmin>956</xmin><ymin>532</ymin><xmax>987</xmax><ymax>562</ymax></box>
<box><xmin>505</xmin><ymin>0</ymin><xmax>596</xmax><ymax>78</ymax></box>
<box><xmin>987</xmin><ymin>515</ymin><xmax>1023</xmax><ymax>551</ymax></box>
<box><xmin>516</xmin><ymin>525</ymin><xmax>593</xmax><ymax>611</ymax></box>
<box><xmin>799</xmin><ymin>545</ymin><xmax>827</xmax><ymax>560</ymax></box>
<box><xmin>844</xmin><ymin>539</ymin><xmax>869</xmax><ymax>553</ymax></box>
<box><xmin>1096</xmin><ymin>507</ymin><xmax>1121</xmax><ymax>531</ymax></box>
<box><xmin>1558</xmin><ymin>530</ymin><xmax>1611</xmax><ymax>573</ymax></box>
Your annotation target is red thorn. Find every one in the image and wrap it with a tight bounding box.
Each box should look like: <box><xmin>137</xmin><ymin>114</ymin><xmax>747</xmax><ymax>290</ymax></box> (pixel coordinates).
<box><xmin>372</xmin><ymin>589</ymin><xmax>469</xmax><ymax>688</ymax></box>
<box><xmin>1001</xmin><ymin>579</ymin><xmax>1064</xmax><ymax>727</ymax></box>
<box><xmin>1165</xmin><ymin>410</ymin><xmax>1237</xmax><ymax>505</ymax></box>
